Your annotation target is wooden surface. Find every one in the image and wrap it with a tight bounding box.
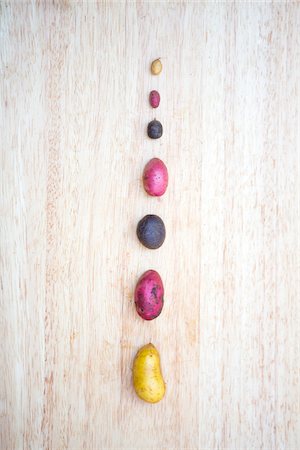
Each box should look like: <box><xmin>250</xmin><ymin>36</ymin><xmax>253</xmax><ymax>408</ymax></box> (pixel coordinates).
<box><xmin>1</xmin><ymin>2</ymin><xmax>299</xmax><ymax>449</ymax></box>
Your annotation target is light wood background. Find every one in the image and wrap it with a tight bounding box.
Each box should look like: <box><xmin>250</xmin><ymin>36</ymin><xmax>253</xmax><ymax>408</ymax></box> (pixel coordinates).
<box><xmin>1</xmin><ymin>2</ymin><xmax>299</xmax><ymax>449</ymax></box>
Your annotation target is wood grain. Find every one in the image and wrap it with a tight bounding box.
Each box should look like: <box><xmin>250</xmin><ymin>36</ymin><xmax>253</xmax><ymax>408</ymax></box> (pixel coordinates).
<box><xmin>0</xmin><ymin>2</ymin><xmax>299</xmax><ymax>449</ymax></box>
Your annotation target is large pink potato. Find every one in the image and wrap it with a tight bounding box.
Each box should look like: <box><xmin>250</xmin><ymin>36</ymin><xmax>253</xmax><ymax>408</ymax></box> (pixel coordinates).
<box><xmin>134</xmin><ymin>270</ymin><xmax>164</xmax><ymax>321</ymax></box>
<box><xmin>143</xmin><ymin>158</ymin><xmax>168</xmax><ymax>197</ymax></box>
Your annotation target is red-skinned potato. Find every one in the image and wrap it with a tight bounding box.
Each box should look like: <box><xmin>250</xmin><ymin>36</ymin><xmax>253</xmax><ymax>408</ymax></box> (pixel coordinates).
<box><xmin>143</xmin><ymin>158</ymin><xmax>168</xmax><ymax>197</ymax></box>
<box><xmin>149</xmin><ymin>90</ymin><xmax>160</xmax><ymax>108</ymax></box>
<box><xmin>134</xmin><ymin>270</ymin><xmax>164</xmax><ymax>321</ymax></box>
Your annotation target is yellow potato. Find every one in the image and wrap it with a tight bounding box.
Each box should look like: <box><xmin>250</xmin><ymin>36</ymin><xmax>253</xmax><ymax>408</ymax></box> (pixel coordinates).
<box><xmin>151</xmin><ymin>58</ymin><xmax>162</xmax><ymax>75</ymax></box>
<box><xmin>133</xmin><ymin>343</ymin><xmax>166</xmax><ymax>403</ymax></box>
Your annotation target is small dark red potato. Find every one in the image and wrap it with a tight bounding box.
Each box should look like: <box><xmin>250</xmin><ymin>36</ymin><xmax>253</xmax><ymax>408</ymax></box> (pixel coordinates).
<box><xmin>134</xmin><ymin>270</ymin><xmax>164</xmax><ymax>320</ymax></box>
<box><xmin>149</xmin><ymin>90</ymin><xmax>160</xmax><ymax>108</ymax></box>
<box><xmin>143</xmin><ymin>158</ymin><xmax>168</xmax><ymax>197</ymax></box>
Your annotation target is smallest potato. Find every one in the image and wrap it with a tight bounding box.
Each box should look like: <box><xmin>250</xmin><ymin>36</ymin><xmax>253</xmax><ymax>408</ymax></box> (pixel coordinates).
<box><xmin>133</xmin><ymin>343</ymin><xmax>166</xmax><ymax>403</ymax></box>
<box><xmin>151</xmin><ymin>58</ymin><xmax>162</xmax><ymax>75</ymax></box>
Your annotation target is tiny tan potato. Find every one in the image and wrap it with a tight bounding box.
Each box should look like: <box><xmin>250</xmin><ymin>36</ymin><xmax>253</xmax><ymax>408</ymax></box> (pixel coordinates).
<box><xmin>133</xmin><ymin>343</ymin><xmax>166</xmax><ymax>403</ymax></box>
<box><xmin>151</xmin><ymin>58</ymin><xmax>162</xmax><ymax>75</ymax></box>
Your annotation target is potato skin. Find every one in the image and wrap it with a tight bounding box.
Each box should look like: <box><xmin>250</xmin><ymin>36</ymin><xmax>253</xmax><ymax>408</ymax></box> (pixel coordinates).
<box><xmin>134</xmin><ymin>270</ymin><xmax>164</xmax><ymax>320</ymax></box>
<box><xmin>143</xmin><ymin>158</ymin><xmax>168</xmax><ymax>197</ymax></box>
<box><xmin>133</xmin><ymin>343</ymin><xmax>166</xmax><ymax>403</ymax></box>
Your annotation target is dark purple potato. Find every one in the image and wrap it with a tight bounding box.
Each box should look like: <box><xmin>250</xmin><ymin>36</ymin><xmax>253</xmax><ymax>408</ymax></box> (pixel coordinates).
<box><xmin>147</xmin><ymin>120</ymin><xmax>163</xmax><ymax>139</ymax></box>
<box><xmin>136</xmin><ymin>215</ymin><xmax>166</xmax><ymax>249</ymax></box>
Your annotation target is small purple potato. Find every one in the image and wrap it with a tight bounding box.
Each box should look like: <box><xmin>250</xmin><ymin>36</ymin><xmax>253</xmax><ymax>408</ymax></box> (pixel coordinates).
<box><xmin>147</xmin><ymin>119</ymin><xmax>163</xmax><ymax>139</ymax></box>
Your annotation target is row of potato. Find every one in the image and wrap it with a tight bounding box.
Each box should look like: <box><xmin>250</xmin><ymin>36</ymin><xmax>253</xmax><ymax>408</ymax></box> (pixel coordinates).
<box><xmin>133</xmin><ymin>59</ymin><xmax>167</xmax><ymax>404</ymax></box>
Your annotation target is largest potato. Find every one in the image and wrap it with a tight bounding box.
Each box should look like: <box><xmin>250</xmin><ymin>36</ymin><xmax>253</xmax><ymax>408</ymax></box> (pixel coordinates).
<box><xmin>133</xmin><ymin>343</ymin><xmax>166</xmax><ymax>403</ymax></box>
